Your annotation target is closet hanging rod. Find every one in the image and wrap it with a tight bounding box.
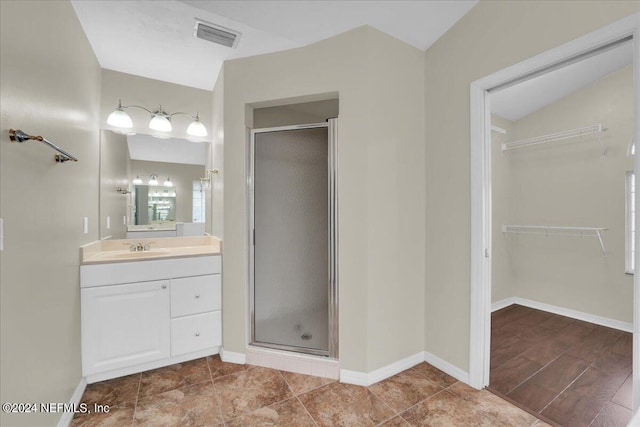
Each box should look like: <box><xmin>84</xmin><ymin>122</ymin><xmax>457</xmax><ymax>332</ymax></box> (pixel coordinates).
<box><xmin>501</xmin><ymin>124</ymin><xmax>607</xmax><ymax>152</ymax></box>
<box><xmin>491</xmin><ymin>125</ymin><xmax>507</xmax><ymax>135</ymax></box>
<box><xmin>8</xmin><ymin>129</ymin><xmax>78</xmax><ymax>162</ymax></box>
<box><xmin>502</xmin><ymin>225</ymin><xmax>608</xmax><ymax>256</ymax></box>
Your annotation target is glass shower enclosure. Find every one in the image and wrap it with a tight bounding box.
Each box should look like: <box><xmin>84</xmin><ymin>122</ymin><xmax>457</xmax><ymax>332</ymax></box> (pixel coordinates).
<box><xmin>249</xmin><ymin>121</ymin><xmax>338</xmax><ymax>358</ymax></box>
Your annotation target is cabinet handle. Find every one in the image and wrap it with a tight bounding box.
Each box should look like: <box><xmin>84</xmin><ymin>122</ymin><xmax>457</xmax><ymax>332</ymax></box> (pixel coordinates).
<box><xmin>195</xmin><ymin>332</ymin><xmax>200</xmax><ymax>337</ymax></box>
<box><xmin>195</xmin><ymin>294</ymin><xmax>200</xmax><ymax>299</ymax></box>
<box><xmin>162</xmin><ymin>284</ymin><xmax>167</xmax><ymax>289</ymax></box>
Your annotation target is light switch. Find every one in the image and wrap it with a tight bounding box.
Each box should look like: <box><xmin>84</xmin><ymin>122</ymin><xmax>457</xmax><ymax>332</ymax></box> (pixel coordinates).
<box><xmin>106</xmin><ymin>216</ymin><xmax>111</xmax><ymax>230</ymax></box>
<box><xmin>123</xmin><ymin>215</ymin><xmax>127</xmax><ymax>225</ymax></box>
<box><xmin>83</xmin><ymin>217</ymin><xmax>89</xmax><ymax>234</ymax></box>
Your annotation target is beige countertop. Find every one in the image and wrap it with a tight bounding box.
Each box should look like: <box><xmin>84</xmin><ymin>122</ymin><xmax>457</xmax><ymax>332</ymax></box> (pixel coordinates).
<box><xmin>81</xmin><ymin>236</ymin><xmax>222</xmax><ymax>265</ymax></box>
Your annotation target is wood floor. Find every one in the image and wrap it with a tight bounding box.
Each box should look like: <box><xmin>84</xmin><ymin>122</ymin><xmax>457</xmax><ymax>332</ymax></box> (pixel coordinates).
<box><xmin>489</xmin><ymin>304</ymin><xmax>633</xmax><ymax>427</ymax></box>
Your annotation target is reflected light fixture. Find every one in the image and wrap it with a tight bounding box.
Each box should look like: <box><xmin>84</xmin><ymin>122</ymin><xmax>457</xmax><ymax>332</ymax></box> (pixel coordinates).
<box><xmin>107</xmin><ymin>99</ymin><xmax>208</xmax><ymax>137</ymax></box>
<box><xmin>132</xmin><ymin>175</ymin><xmax>143</xmax><ymax>185</ymax></box>
<box><xmin>199</xmin><ymin>168</ymin><xmax>220</xmax><ymax>189</ymax></box>
<box><xmin>164</xmin><ymin>177</ymin><xmax>173</xmax><ymax>187</ymax></box>
<box><xmin>148</xmin><ymin>174</ymin><xmax>159</xmax><ymax>186</ymax></box>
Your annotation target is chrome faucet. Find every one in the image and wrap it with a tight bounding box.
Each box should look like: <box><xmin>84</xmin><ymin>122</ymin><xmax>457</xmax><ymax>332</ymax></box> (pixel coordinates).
<box><xmin>126</xmin><ymin>242</ymin><xmax>153</xmax><ymax>251</ymax></box>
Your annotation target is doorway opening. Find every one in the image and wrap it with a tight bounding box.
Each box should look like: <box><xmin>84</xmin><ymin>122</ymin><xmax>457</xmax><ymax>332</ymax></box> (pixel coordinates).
<box><xmin>470</xmin><ymin>14</ymin><xmax>640</xmax><ymax>423</ymax></box>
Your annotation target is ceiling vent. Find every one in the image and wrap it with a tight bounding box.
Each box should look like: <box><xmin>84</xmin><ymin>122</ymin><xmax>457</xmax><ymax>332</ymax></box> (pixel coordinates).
<box><xmin>194</xmin><ymin>19</ymin><xmax>241</xmax><ymax>49</ymax></box>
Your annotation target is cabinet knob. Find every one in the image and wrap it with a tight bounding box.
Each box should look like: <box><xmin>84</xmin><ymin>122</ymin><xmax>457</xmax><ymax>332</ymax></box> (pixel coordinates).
<box><xmin>195</xmin><ymin>294</ymin><xmax>200</xmax><ymax>299</ymax></box>
<box><xmin>162</xmin><ymin>284</ymin><xmax>167</xmax><ymax>289</ymax></box>
<box><xmin>195</xmin><ymin>332</ymin><xmax>200</xmax><ymax>337</ymax></box>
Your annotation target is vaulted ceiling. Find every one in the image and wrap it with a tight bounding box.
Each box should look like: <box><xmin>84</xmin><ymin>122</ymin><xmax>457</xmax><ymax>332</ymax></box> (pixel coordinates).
<box><xmin>71</xmin><ymin>1</ymin><xmax>630</xmax><ymax>121</ymax></box>
<box><xmin>71</xmin><ymin>0</ymin><xmax>478</xmax><ymax>91</ymax></box>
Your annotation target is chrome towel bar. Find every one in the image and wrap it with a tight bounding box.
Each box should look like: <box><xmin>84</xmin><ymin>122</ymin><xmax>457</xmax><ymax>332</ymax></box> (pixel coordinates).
<box><xmin>9</xmin><ymin>128</ymin><xmax>78</xmax><ymax>163</ymax></box>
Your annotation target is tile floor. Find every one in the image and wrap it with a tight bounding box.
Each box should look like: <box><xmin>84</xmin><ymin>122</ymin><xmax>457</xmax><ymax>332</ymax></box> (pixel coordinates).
<box><xmin>490</xmin><ymin>304</ymin><xmax>633</xmax><ymax>427</ymax></box>
<box><xmin>72</xmin><ymin>355</ymin><xmax>548</xmax><ymax>426</ymax></box>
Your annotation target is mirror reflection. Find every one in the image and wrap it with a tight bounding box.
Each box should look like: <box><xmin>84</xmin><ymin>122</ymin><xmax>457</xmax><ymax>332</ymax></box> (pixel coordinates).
<box><xmin>132</xmin><ymin>185</ymin><xmax>177</xmax><ymax>225</ymax></box>
<box><xmin>99</xmin><ymin>130</ymin><xmax>208</xmax><ymax>239</ymax></box>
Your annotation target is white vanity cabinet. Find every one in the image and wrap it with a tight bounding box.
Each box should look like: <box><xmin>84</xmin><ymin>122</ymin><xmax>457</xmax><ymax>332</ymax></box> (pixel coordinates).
<box><xmin>80</xmin><ymin>255</ymin><xmax>221</xmax><ymax>383</ymax></box>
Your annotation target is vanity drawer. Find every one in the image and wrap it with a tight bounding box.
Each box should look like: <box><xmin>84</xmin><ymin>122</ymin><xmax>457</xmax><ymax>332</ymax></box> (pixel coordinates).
<box><xmin>170</xmin><ymin>274</ymin><xmax>221</xmax><ymax>317</ymax></box>
<box><xmin>171</xmin><ymin>311</ymin><xmax>221</xmax><ymax>356</ymax></box>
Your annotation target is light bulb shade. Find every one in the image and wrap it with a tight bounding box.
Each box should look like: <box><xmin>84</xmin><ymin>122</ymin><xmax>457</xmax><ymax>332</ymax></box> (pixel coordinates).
<box><xmin>148</xmin><ymin>175</ymin><xmax>159</xmax><ymax>186</ymax></box>
<box><xmin>187</xmin><ymin>118</ymin><xmax>208</xmax><ymax>137</ymax></box>
<box><xmin>164</xmin><ymin>177</ymin><xmax>173</xmax><ymax>187</ymax></box>
<box><xmin>149</xmin><ymin>114</ymin><xmax>172</xmax><ymax>132</ymax></box>
<box><xmin>107</xmin><ymin>108</ymin><xmax>133</xmax><ymax>128</ymax></box>
<box><xmin>132</xmin><ymin>175</ymin><xmax>143</xmax><ymax>185</ymax></box>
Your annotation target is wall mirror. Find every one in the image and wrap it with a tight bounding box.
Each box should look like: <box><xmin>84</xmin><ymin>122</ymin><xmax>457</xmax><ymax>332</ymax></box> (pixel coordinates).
<box><xmin>99</xmin><ymin>130</ymin><xmax>209</xmax><ymax>239</ymax></box>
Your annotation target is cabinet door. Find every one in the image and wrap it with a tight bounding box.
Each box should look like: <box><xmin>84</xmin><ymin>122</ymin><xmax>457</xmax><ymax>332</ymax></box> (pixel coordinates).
<box><xmin>81</xmin><ymin>280</ymin><xmax>170</xmax><ymax>376</ymax></box>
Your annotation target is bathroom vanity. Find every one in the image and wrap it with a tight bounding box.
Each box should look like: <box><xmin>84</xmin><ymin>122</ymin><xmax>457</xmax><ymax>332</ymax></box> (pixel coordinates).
<box><xmin>79</xmin><ymin>236</ymin><xmax>222</xmax><ymax>383</ymax></box>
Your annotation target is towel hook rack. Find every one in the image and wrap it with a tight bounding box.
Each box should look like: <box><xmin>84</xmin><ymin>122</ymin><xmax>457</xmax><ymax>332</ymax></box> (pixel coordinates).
<box><xmin>8</xmin><ymin>129</ymin><xmax>78</xmax><ymax>163</ymax></box>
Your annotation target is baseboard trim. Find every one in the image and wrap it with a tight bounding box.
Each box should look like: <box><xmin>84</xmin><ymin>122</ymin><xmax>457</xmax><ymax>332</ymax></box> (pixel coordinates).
<box><xmin>340</xmin><ymin>351</ymin><xmax>431</xmax><ymax>387</ymax></box>
<box><xmin>491</xmin><ymin>297</ymin><xmax>516</xmax><ymax>312</ymax></box>
<box><xmin>492</xmin><ymin>297</ymin><xmax>633</xmax><ymax>333</ymax></box>
<box><xmin>339</xmin><ymin>369</ymin><xmax>370</xmax><ymax>386</ymax></box>
<box><xmin>56</xmin><ymin>377</ymin><xmax>87</xmax><ymax>427</ymax></box>
<box><xmin>423</xmin><ymin>350</ymin><xmax>470</xmax><ymax>384</ymax></box>
<box><xmin>220</xmin><ymin>347</ymin><xmax>246</xmax><ymax>365</ymax></box>
<box><xmin>367</xmin><ymin>352</ymin><xmax>425</xmax><ymax>385</ymax></box>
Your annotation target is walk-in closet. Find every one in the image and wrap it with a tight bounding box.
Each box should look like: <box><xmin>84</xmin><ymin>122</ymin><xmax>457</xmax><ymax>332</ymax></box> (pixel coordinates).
<box><xmin>488</xmin><ymin>39</ymin><xmax>635</xmax><ymax>426</ymax></box>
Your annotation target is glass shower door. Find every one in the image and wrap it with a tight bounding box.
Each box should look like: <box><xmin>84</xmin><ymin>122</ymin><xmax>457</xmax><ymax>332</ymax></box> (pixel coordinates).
<box><xmin>251</xmin><ymin>125</ymin><xmax>330</xmax><ymax>355</ymax></box>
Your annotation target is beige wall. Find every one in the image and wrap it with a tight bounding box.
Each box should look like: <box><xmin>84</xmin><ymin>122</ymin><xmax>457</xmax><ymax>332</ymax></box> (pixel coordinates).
<box><xmin>100</xmin><ymin>130</ymin><xmax>129</xmax><ymax>239</ymax></box>
<box><xmin>425</xmin><ymin>1</ymin><xmax>639</xmax><ymax>373</ymax></box>
<box><xmin>130</xmin><ymin>160</ymin><xmax>204</xmax><ymax>224</ymax></box>
<box><xmin>209</xmin><ymin>72</ymin><xmax>224</xmax><ymax>238</ymax></box>
<box><xmin>0</xmin><ymin>1</ymin><xmax>102</xmax><ymax>426</ymax></box>
<box><xmin>496</xmin><ymin>66</ymin><xmax>634</xmax><ymax>321</ymax></box>
<box><xmin>364</xmin><ymin>28</ymin><xmax>426</xmax><ymax>369</ymax></box>
<box><xmin>223</xmin><ymin>26</ymin><xmax>426</xmax><ymax>372</ymax></box>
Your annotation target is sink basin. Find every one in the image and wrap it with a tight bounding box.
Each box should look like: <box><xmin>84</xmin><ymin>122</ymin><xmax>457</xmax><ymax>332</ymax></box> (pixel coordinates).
<box><xmin>94</xmin><ymin>249</ymin><xmax>171</xmax><ymax>260</ymax></box>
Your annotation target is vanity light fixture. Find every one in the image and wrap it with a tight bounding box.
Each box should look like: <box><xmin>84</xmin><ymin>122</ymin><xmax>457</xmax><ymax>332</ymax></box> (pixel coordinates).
<box><xmin>107</xmin><ymin>99</ymin><xmax>208</xmax><ymax>137</ymax></box>
<box><xmin>163</xmin><ymin>177</ymin><xmax>173</xmax><ymax>187</ymax></box>
<box><xmin>148</xmin><ymin>174</ymin><xmax>159</xmax><ymax>186</ymax></box>
<box><xmin>132</xmin><ymin>175</ymin><xmax>143</xmax><ymax>185</ymax></box>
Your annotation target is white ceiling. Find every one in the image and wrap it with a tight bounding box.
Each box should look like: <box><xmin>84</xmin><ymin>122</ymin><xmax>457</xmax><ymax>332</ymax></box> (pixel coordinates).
<box><xmin>491</xmin><ymin>42</ymin><xmax>633</xmax><ymax>122</ymax></box>
<box><xmin>71</xmin><ymin>0</ymin><xmax>477</xmax><ymax>91</ymax></box>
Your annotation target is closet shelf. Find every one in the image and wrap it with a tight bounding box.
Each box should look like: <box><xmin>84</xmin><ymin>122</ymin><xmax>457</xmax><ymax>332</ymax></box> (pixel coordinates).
<box><xmin>501</xmin><ymin>124</ymin><xmax>607</xmax><ymax>155</ymax></box>
<box><xmin>501</xmin><ymin>225</ymin><xmax>608</xmax><ymax>257</ymax></box>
